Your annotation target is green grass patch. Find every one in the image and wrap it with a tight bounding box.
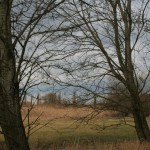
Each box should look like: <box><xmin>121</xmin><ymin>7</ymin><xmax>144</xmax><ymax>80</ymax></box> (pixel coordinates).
<box><xmin>28</xmin><ymin>118</ymin><xmax>137</xmax><ymax>144</ymax></box>
<box><xmin>0</xmin><ymin>118</ymin><xmax>138</xmax><ymax>145</ymax></box>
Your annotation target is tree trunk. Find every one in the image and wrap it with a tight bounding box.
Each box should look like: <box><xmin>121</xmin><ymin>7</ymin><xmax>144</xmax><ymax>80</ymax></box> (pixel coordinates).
<box><xmin>127</xmin><ymin>76</ymin><xmax>150</xmax><ymax>141</ymax></box>
<box><xmin>0</xmin><ymin>1</ymin><xmax>30</xmax><ymax>149</ymax></box>
<box><xmin>131</xmin><ymin>95</ymin><xmax>150</xmax><ymax>142</ymax></box>
<box><xmin>93</xmin><ymin>95</ymin><xmax>97</xmax><ymax>109</ymax></box>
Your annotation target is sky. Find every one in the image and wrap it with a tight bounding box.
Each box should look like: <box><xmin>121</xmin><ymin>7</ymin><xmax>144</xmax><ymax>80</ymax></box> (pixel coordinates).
<box><xmin>15</xmin><ymin>0</ymin><xmax>150</xmax><ymax>101</ymax></box>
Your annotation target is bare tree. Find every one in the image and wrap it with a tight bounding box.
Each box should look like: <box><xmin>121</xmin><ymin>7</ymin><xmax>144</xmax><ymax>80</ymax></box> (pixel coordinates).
<box><xmin>0</xmin><ymin>0</ymin><xmax>65</xmax><ymax>149</ymax></box>
<box><xmin>72</xmin><ymin>91</ymin><xmax>77</xmax><ymax>105</ymax></box>
<box><xmin>42</xmin><ymin>92</ymin><xmax>57</xmax><ymax>104</ymax></box>
<box><xmin>36</xmin><ymin>93</ymin><xmax>40</xmax><ymax>105</ymax></box>
<box><xmin>105</xmin><ymin>78</ymin><xmax>150</xmax><ymax>117</ymax></box>
<box><xmin>46</xmin><ymin>0</ymin><xmax>150</xmax><ymax>141</ymax></box>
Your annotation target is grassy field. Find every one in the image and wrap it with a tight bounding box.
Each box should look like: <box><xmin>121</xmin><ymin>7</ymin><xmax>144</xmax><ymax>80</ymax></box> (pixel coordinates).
<box><xmin>1</xmin><ymin>104</ymin><xmax>150</xmax><ymax>149</ymax></box>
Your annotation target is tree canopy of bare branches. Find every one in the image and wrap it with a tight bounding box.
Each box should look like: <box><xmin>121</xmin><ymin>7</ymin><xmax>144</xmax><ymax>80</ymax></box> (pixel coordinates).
<box><xmin>43</xmin><ymin>0</ymin><xmax>150</xmax><ymax>141</ymax></box>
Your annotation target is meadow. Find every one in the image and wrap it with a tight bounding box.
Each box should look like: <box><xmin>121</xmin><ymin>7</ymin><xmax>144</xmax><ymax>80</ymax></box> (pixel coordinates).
<box><xmin>1</xmin><ymin>104</ymin><xmax>150</xmax><ymax>150</ymax></box>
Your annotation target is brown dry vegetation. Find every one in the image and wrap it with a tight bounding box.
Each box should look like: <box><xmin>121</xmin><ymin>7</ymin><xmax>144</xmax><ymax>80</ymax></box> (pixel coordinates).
<box><xmin>30</xmin><ymin>141</ymin><xmax>150</xmax><ymax>150</ymax></box>
<box><xmin>22</xmin><ymin>104</ymin><xmax>91</xmax><ymax>121</ymax></box>
<box><xmin>0</xmin><ymin>141</ymin><xmax>149</xmax><ymax>150</ymax></box>
<box><xmin>18</xmin><ymin>104</ymin><xmax>150</xmax><ymax>150</ymax></box>
<box><xmin>21</xmin><ymin>103</ymin><xmax>120</xmax><ymax>121</ymax></box>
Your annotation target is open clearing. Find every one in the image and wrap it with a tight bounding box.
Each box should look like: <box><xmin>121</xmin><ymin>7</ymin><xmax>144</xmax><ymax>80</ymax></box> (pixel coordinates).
<box><xmin>1</xmin><ymin>104</ymin><xmax>150</xmax><ymax>150</ymax></box>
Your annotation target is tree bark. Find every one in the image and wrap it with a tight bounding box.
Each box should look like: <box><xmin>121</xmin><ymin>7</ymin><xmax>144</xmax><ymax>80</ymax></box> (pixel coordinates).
<box><xmin>123</xmin><ymin>0</ymin><xmax>150</xmax><ymax>141</ymax></box>
<box><xmin>0</xmin><ymin>1</ymin><xmax>30</xmax><ymax>149</ymax></box>
<box><xmin>127</xmin><ymin>76</ymin><xmax>150</xmax><ymax>141</ymax></box>
<box><xmin>131</xmin><ymin>94</ymin><xmax>150</xmax><ymax>142</ymax></box>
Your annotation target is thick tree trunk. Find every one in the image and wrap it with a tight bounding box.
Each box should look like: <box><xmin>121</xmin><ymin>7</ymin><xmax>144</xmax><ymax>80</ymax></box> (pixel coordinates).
<box><xmin>0</xmin><ymin>1</ymin><xmax>30</xmax><ymax>149</ymax></box>
<box><xmin>127</xmin><ymin>76</ymin><xmax>150</xmax><ymax>141</ymax></box>
<box><xmin>0</xmin><ymin>102</ymin><xmax>30</xmax><ymax>150</ymax></box>
<box><xmin>131</xmin><ymin>96</ymin><xmax>150</xmax><ymax>142</ymax></box>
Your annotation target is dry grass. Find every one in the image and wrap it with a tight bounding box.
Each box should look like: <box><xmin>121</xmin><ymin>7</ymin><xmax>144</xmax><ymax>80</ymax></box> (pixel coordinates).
<box><xmin>22</xmin><ymin>104</ymin><xmax>90</xmax><ymax>120</ymax></box>
<box><xmin>61</xmin><ymin>141</ymin><xmax>150</xmax><ymax>150</ymax></box>
<box><xmin>19</xmin><ymin>104</ymin><xmax>149</xmax><ymax>150</ymax></box>
<box><xmin>0</xmin><ymin>104</ymin><xmax>149</xmax><ymax>149</ymax></box>
<box><xmin>0</xmin><ymin>141</ymin><xmax>149</xmax><ymax>150</ymax></box>
<box><xmin>30</xmin><ymin>141</ymin><xmax>150</xmax><ymax>150</ymax></box>
<box><xmin>21</xmin><ymin>103</ymin><xmax>120</xmax><ymax>121</ymax></box>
